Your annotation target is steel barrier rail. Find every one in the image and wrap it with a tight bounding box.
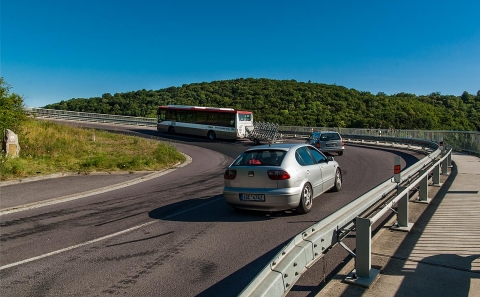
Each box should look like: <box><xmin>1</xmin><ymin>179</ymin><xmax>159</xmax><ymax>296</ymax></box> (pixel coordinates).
<box><xmin>280</xmin><ymin>126</ymin><xmax>479</xmax><ymax>155</ymax></box>
<box><xmin>29</xmin><ymin>108</ymin><xmax>157</xmax><ymax>127</ymax></box>
<box><xmin>238</xmin><ymin>138</ymin><xmax>445</xmax><ymax>297</ymax></box>
<box><xmin>348</xmin><ymin>147</ymin><xmax>453</xmax><ymax>286</ymax></box>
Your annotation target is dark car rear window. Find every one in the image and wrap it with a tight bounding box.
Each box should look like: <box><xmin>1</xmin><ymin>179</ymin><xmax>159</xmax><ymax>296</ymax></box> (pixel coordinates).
<box><xmin>320</xmin><ymin>133</ymin><xmax>341</xmax><ymax>141</ymax></box>
<box><xmin>232</xmin><ymin>150</ymin><xmax>286</xmax><ymax>166</ymax></box>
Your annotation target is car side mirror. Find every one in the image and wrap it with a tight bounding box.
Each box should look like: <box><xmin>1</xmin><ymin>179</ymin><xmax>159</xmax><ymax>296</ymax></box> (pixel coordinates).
<box><xmin>327</xmin><ymin>156</ymin><xmax>334</xmax><ymax>162</ymax></box>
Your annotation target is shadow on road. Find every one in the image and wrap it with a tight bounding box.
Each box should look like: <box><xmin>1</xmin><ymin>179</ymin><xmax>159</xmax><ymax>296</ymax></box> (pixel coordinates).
<box><xmin>148</xmin><ymin>194</ymin><xmax>307</xmax><ymax>223</ymax></box>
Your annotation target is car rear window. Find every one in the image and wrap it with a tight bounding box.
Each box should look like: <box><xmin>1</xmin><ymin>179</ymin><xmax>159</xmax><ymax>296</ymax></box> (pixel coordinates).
<box><xmin>232</xmin><ymin>150</ymin><xmax>286</xmax><ymax>166</ymax></box>
<box><xmin>320</xmin><ymin>133</ymin><xmax>341</xmax><ymax>141</ymax></box>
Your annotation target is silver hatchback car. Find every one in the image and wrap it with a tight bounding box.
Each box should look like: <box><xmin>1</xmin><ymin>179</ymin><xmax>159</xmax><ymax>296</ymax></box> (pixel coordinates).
<box><xmin>306</xmin><ymin>131</ymin><xmax>344</xmax><ymax>156</ymax></box>
<box><xmin>223</xmin><ymin>143</ymin><xmax>342</xmax><ymax>214</ymax></box>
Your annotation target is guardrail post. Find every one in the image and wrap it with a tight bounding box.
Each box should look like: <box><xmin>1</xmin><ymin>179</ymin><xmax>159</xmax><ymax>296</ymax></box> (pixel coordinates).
<box><xmin>432</xmin><ymin>163</ymin><xmax>442</xmax><ymax>186</ymax></box>
<box><xmin>441</xmin><ymin>152</ymin><xmax>449</xmax><ymax>175</ymax></box>
<box><xmin>391</xmin><ymin>186</ymin><xmax>413</xmax><ymax>232</ymax></box>
<box><xmin>416</xmin><ymin>169</ymin><xmax>430</xmax><ymax>204</ymax></box>
<box><xmin>344</xmin><ymin>217</ymin><xmax>380</xmax><ymax>288</ymax></box>
<box><xmin>447</xmin><ymin>149</ymin><xmax>453</xmax><ymax>168</ymax></box>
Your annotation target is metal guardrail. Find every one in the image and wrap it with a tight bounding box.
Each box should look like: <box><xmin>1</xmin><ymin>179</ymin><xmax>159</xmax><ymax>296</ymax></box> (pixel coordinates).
<box><xmin>280</xmin><ymin>126</ymin><xmax>479</xmax><ymax>155</ymax></box>
<box><xmin>29</xmin><ymin>108</ymin><xmax>157</xmax><ymax>127</ymax></box>
<box><xmin>238</xmin><ymin>138</ymin><xmax>448</xmax><ymax>296</ymax></box>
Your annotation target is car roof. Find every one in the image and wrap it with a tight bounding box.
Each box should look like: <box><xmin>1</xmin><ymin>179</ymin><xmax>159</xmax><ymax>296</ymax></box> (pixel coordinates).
<box><xmin>312</xmin><ymin>131</ymin><xmax>340</xmax><ymax>134</ymax></box>
<box><xmin>245</xmin><ymin>143</ymin><xmax>308</xmax><ymax>152</ymax></box>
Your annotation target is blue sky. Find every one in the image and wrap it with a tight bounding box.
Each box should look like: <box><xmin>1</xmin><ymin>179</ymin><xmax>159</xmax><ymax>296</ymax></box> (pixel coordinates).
<box><xmin>2</xmin><ymin>0</ymin><xmax>479</xmax><ymax>108</ymax></box>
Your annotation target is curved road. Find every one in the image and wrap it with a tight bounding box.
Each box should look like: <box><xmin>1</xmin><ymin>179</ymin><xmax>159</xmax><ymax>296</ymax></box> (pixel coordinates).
<box><xmin>0</xmin><ymin>122</ymin><xmax>423</xmax><ymax>296</ymax></box>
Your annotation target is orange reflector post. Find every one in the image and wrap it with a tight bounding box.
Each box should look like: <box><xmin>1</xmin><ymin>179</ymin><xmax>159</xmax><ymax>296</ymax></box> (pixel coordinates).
<box><xmin>394</xmin><ymin>165</ymin><xmax>401</xmax><ymax>174</ymax></box>
<box><xmin>394</xmin><ymin>156</ymin><xmax>401</xmax><ymax>183</ymax></box>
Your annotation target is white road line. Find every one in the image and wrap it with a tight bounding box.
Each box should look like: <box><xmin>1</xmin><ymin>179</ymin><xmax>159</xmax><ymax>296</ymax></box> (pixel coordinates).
<box><xmin>0</xmin><ymin>197</ymin><xmax>222</xmax><ymax>271</ymax></box>
<box><xmin>0</xmin><ymin>154</ymin><xmax>192</xmax><ymax>216</ymax></box>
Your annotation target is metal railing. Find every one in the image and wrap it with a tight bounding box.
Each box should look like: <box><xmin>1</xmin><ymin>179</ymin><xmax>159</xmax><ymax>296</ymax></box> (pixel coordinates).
<box><xmin>28</xmin><ymin>108</ymin><xmax>157</xmax><ymax>127</ymax></box>
<box><xmin>238</xmin><ymin>138</ymin><xmax>449</xmax><ymax>296</ymax></box>
<box><xmin>280</xmin><ymin>126</ymin><xmax>479</xmax><ymax>155</ymax></box>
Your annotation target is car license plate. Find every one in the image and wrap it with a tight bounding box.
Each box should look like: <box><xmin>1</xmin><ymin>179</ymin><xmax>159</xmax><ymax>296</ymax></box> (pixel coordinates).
<box><xmin>326</xmin><ymin>143</ymin><xmax>336</xmax><ymax>147</ymax></box>
<box><xmin>240</xmin><ymin>194</ymin><xmax>265</xmax><ymax>201</ymax></box>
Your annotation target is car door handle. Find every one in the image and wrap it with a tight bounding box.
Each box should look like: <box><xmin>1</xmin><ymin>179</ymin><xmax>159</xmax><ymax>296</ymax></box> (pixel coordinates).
<box><xmin>306</xmin><ymin>170</ymin><xmax>310</xmax><ymax>174</ymax></box>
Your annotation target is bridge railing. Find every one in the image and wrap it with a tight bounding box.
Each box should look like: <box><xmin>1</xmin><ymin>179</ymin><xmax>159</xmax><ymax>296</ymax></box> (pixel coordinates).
<box><xmin>29</xmin><ymin>108</ymin><xmax>157</xmax><ymax>127</ymax></box>
<box><xmin>279</xmin><ymin>126</ymin><xmax>479</xmax><ymax>155</ymax></box>
<box><xmin>238</xmin><ymin>137</ymin><xmax>450</xmax><ymax>296</ymax></box>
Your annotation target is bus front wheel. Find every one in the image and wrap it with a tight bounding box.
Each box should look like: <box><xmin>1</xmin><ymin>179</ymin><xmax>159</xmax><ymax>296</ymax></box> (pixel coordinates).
<box><xmin>207</xmin><ymin>131</ymin><xmax>216</xmax><ymax>140</ymax></box>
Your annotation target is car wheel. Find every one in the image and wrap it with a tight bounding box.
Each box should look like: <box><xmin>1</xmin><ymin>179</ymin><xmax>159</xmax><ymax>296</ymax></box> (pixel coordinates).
<box><xmin>297</xmin><ymin>183</ymin><xmax>313</xmax><ymax>214</ymax></box>
<box><xmin>207</xmin><ymin>131</ymin><xmax>216</xmax><ymax>140</ymax></box>
<box><xmin>338</xmin><ymin>151</ymin><xmax>344</xmax><ymax>156</ymax></box>
<box><xmin>168</xmin><ymin>126</ymin><xmax>175</xmax><ymax>134</ymax></box>
<box><xmin>332</xmin><ymin>169</ymin><xmax>342</xmax><ymax>192</ymax></box>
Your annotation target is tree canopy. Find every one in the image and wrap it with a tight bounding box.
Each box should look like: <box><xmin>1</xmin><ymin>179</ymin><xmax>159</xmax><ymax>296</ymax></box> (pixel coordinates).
<box><xmin>1</xmin><ymin>77</ymin><xmax>27</xmax><ymax>133</ymax></box>
<box><xmin>44</xmin><ymin>78</ymin><xmax>480</xmax><ymax>131</ymax></box>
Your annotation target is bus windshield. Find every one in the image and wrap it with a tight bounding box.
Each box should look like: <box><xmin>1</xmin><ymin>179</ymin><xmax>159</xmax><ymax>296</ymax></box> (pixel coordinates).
<box><xmin>238</xmin><ymin>113</ymin><xmax>252</xmax><ymax>122</ymax></box>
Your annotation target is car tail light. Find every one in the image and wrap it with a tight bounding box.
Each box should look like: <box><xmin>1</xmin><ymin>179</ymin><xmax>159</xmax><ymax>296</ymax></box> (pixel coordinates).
<box><xmin>316</xmin><ymin>142</ymin><xmax>320</xmax><ymax>148</ymax></box>
<box><xmin>267</xmin><ymin>170</ymin><xmax>290</xmax><ymax>180</ymax></box>
<box><xmin>342</xmin><ymin>139</ymin><xmax>345</xmax><ymax>146</ymax></box>
<box><xmin>224</xmin><ymin>169</ymin><xmax>237</xmax><ymax>180</ymax></box>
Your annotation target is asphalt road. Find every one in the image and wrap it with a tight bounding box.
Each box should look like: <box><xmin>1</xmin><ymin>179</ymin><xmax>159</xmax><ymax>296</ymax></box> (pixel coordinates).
<box><xmin>0</xmin><ymin>121</ymin><xmax>423</xmax><ymax>297</ymax></box>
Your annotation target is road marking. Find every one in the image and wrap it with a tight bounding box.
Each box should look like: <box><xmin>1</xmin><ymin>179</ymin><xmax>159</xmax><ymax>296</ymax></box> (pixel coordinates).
<box><xmin>0</xmin><ymin>154</ymin><xmax>192</xmax><ymax>216</ymax></box>
<box><xmin>0</xmin><ymin>197</ymin><xmax>222</xmax><ymax>271</ymax></box>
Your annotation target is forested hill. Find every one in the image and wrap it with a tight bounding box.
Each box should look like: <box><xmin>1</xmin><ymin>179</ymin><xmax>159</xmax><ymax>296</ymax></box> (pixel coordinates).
<box><xmin>44</xmin><ymin>78</ymin><xmax>480</xmax><ymax>131</ymax></box>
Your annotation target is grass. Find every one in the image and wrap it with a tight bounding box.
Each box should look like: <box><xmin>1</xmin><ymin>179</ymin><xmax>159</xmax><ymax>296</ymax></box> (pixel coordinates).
<box><xmin>0</xmin><ymin>119</ymin><xmax>186</xmax><ymax>181</ymax></box>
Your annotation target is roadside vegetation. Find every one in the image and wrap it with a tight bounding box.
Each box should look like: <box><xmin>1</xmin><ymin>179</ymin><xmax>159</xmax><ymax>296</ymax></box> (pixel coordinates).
<box><xmin>0</xmin><ymin>78</ymin><xmax>185</xmax><ymax>181</ymax></box>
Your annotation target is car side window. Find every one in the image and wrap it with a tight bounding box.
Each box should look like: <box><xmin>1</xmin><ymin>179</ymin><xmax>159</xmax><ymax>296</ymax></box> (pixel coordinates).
<box><xmin>296</xmin><ymin>147</ymin><xmax>316</xmax><ymax>166</ymax></box>
<box><xmin>295</xmin><ymin>151</ymin><xmax>306</xmax><ymax>165</ymax></box>
<box><xmin>308</xmin><ymin>147</ymin><xmax>327</xmax><ymax>163</ymax></box>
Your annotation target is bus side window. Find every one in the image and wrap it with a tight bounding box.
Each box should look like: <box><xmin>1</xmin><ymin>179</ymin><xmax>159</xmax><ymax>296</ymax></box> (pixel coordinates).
<box><xmin>197</xmin><ymin>112</ymin><xmax>207</xmax><ymax>124</ymax></box>
<box><xmin>228</xmin><ymin>114</ymin><xmax>235</xmax><ymax>126</ymax></box>
<box><xmin>176</xmin><ymin>111</ymin><xmax>186</xmax><ymax>122</ymax></box>
<box><xmin>158</xmin><ymin>110</ymin><xmax>166</xmax><ymax>122</ymax></box>
<box><xmin>207</xmin><ymin>113</ymin><xmax>218</xmax><ymax>125</ymax></box>
<box><xmin>165</xmin><ymin>110</ymin><xmax>176</xmax><ymax>121</ymax></box>
<box><xmin>218</xmin><ymin>113</ymin><xmax>234</xmax><ymax>127</ymax></box>
<box><xmin>185</xmin><ymin>111</ymin><xmax>195</xmax><ymax>123</ymax></box>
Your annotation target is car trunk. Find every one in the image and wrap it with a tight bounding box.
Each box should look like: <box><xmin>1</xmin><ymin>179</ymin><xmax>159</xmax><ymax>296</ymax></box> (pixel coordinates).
<box><xmin>227</xmin><ymin>167</ymin><xmax>278</xmax><ymax>188</ymax></box>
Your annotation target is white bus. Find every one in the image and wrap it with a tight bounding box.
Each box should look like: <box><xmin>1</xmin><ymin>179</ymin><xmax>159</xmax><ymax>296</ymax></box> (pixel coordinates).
<box><xmin>157</xmin><ymin>105</ymin><xmax>254</xmax><ymax>140</ymax></box>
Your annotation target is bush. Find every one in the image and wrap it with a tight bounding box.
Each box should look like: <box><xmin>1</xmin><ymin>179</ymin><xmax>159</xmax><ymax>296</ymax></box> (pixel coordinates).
<box><xmin>0</xmin><ymin>78</ymin><xmax>27</xmax><ymax>134</ymax></box>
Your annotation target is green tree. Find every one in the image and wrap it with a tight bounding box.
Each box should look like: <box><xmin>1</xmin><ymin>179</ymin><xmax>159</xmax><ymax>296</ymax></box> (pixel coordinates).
<box><xmin>0</xmin><ymin>78</ymin><xmax>27</xmax><ymax>133</ymax></box>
